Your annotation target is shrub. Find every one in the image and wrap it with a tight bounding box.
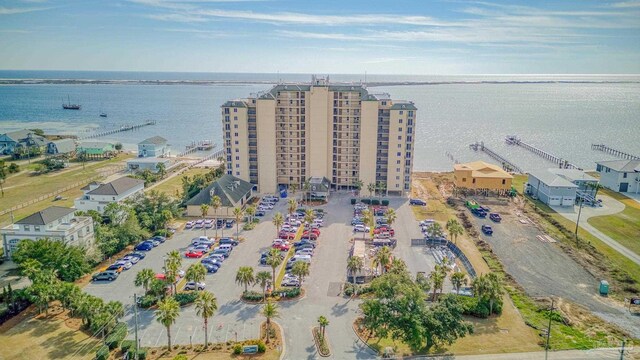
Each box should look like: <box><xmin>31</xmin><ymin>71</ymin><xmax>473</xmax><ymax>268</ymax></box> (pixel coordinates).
<box><xmin>371</xmin><ymin>199</ymin><xmax>380</xmax><ymax>205</ymax></box>
<box><xmin>381</xmin><ymin>199</ymin><xmax>389</xmax><ymax>206</ymax></box>
<box><xmin>361</xmin><ymin>199</ymin><xmax>371</xmax><ymax>204</ymax></box>
<box><xmin>155</xmin><ymin>229</ymin><xmax>172</xmax><ymax>238</ymax></box>
<box><xmin>350</xmin><ymin>198</ymin><xmax>356</xmax><ymax>205</ymax></box>
<box><xmin>245</xmin><ymin>339</ymin><xmax>267</xmax><ymax>353</ymax></box>
<box><xmin>173</xmin><ymin>355</ymin><xmax>188</xmax><ymax>360</ymax></box>
<box><xmin>343</xmin><ymin>283</ymin><xmax>373</xmax><ymax>297</ymax></box>
<box><xmin>95</xmin><ymin>345</ymin><xmax>109</xmax><ymax>360</ymax></box>
<box><xmin>457</xmin><ymin>296</ymin><xmax>502</xmax><ymax>318</ymax></box>
<box><xmin>136</xmin><ymin>348</ymin><xmax>148</xmax><ymax>360</ymax></box>
<box><xmin>241</xmin><ymin>291</ymin><xmax>264</xmax><ymax>302</ymax></box>
<box><xmin>138</xmin><ymin>295</ymin><xmax>157</xmax><ymax>308</ymax></box>
<box><xmin>121</xmin><ymin>340</ymin><xmax>136</xmax><ymax>353</ymax></box>
<box><xmin>233</xmin><ymin>344</ymin><xmax>242</xmax><ymax>355</ymax></box>
<box><xmin>242</xmin><ymin>223</ymin><xmax>256</xmax><ymax>231</ymax></box>
<box><xmin>174</xmin><ymin>292</ymin><xmax>197</xmax><ymax>306</ymax></box>
<box><xmin>105</xmin><ymin>322</ymin><xmax>128</xmax><ymax>349</ymax></box>
<box><xmin>277</xmin><ymin>287</ymin><xmax>301</xmax><ymax>298</ymax></box>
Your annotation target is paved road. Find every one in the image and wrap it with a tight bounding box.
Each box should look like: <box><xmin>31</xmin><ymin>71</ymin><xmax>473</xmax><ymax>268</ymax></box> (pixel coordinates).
<box><xmin>428</xmin><ymin>347</ymin><xmax>635</xmax><ymax>359</ymax></box>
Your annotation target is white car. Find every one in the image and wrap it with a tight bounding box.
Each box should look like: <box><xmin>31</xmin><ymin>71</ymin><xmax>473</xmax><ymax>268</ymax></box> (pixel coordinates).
<box><xmin>295</xmin><ymin>248</ymin><xmax>314</xmax><ymax>257</ymax></box>
<box><xmin>281</xmin><ymin>274</ymin><xmax>301</xmax><ymax>287</ymax></box>
<box><xmin>184</xmin><ymin>281</ymin><xmax>205</xmax><ymax>291</ymax></box>
<box><xmin>113</xmin><ymin>260</ymin><xmax>133</xmax><ymax>270</ymax></box>
<box><xmin>354</xmin><ymin>224</ymin><xmax>370</xmax><ymax>232</ymax></box>
<box><xmin>188</xmin><ymin>244</ymin><xmax>210</xmax><ymax>253</ymax></box>
<box><xmin>121</xmin><ymin>256</ymin><xmax>139</xmax><ymax>264</ymax></box>
<box><xmin>259</xmin><ymin>202</ymin><xmax>274</xmax><ymax>209</ymax></box>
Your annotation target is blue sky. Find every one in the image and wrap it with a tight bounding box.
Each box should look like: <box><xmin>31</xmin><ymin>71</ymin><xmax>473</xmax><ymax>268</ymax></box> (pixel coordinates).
<box><xmin>1</xmin><ymin>0</ymin><xmax>639</xmax><ymax>74</ymax></box>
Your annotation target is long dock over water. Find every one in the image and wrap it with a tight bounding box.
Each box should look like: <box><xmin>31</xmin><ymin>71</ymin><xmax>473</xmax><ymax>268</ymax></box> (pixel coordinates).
<box><xmin>591</xmin><ymin>144</ymin><xmax>640</xmax><ymax>160</ymax></box>
<box><xmin>505</xmin><ymin>135</ymin><xmax>581</xmax><ymax>170</ymax></box>
<box><xmin>469</xmin><ymin>142</ymin><xmax>523</xmax><ymax>173</ymax></box>
<box><xmin>79</xmin><ymin>120</ymin><xmax>156</xmax><ymax>140</ymax></box>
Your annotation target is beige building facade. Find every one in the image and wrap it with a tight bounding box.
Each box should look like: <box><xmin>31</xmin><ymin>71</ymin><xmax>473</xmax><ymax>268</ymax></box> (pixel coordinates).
<box><xmin>221</xmin><ymin>77</ymin><xmax>416</xmax><ymax>195</ymax></box>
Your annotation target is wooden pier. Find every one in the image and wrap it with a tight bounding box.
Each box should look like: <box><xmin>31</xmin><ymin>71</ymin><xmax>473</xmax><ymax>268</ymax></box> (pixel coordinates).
<box><xmin>469</xmin><ymin>142</ymin><xmax>523</xmax><ymax>173</ymax></box>
<box><xmin>591</xmin><ymin>144</ymin><xmax>640</xmax><ymax>160</ymax></box>
<box><xmin>505</xmin><ymin>135</ymin><xmax>581</xmax><ymax>170</ymax></box>
<box><xmin>79</xmin><ymin>120</ymin><xmax>156</xmax><ymax>140</ymax></box>
<box><xmin>177</xmin><ymin>141</ymin><xmax>217</xmax><ymax>157</ymax></box>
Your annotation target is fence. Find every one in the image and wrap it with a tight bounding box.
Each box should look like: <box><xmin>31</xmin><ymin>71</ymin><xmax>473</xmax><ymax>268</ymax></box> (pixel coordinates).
<box><xmin>0</xmin><ymin>166</ymin><xmax>122</xmax><ymax>217</ymax></box>
<box><xmin>411</xmin><ymin>238</ymin><xmax>477</xmax><ymax>278</ymax></box>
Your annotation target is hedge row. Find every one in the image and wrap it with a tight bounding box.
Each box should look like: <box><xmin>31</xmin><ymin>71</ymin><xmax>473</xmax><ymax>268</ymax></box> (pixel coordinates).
<box><xmin>174</xmin><ymin>292</ymin><xmax>197</xmax><ymax>306</ymax></box>
<box><xmin>457</xmin><ymin>295</ymin><xmax>503</xmax><ymax>318</ymax></box>
<box><xmin>105</xmin><ymin>322</ymin><xmax>128</xmax><ymax>350</ymax></box>
<box><xmin>242</xmin><ymin>291</ymin><xmax>264</xmax><ymax>302</ymax></box>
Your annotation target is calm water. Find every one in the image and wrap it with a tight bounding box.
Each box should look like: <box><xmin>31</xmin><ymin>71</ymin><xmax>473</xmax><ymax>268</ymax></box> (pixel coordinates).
<box><xmin>0</xmin><ymin>71</ymin><xmax>639</xmax><ymax>172</ymax></box>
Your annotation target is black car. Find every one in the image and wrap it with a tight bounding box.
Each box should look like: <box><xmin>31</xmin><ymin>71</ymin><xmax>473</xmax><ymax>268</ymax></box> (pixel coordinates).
<box><xmin>202</xmin><ymin>258</ymin><xmax>223</xmax><ymax>267</ymax></box>
<box><xmin>219</xmin><ymin>238</ymin><xmax>239</xmax><ymax>246</ymax></box>
<box><xmin>126</xmin><ymin>251</ymin><xmax>146</xmax><ymax>259</ymax></box>
<box><xmin>152</xmin><ymin>236</ymin><xmax>166</xmax><ymax>243</ymax></box>
<box><xmin>211</xmin><ymin>249</ymin><xmax>230</xmax><ymax>258</ymax></box>
<box><xmin>203</xmin><ymin>263</ymin><xmax>219</xmax><ymax>273</ymax></box>
<box><xmin>135</xmin><ymin>242</ymin><xmax>153</xmax><ymax>251</ymax></box>
<box><xmin>92</xmin><ymin>270</ymin><xmax>119</xmax><ymax>281</ymax></box>
<box><xmin>409</xmin><ymin>198</ymin><xmax>427</xmax><ymax>206</ymax></box>
<box><xmin>255</xmin><ymin>211</ymin><xmax>266</xmax><ymax>217</ymax></box>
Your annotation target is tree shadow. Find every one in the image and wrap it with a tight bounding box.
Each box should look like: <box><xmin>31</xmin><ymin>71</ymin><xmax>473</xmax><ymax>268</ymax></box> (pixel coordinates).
<box><xmin>217</xmin><ymin>299</ymin><xmax>242</xmax><ymax>315</ymax></box>
<box><xmin>330</xmin><ymin>302</ymin><xmax>349</xmax><ymax>317</ymax></box>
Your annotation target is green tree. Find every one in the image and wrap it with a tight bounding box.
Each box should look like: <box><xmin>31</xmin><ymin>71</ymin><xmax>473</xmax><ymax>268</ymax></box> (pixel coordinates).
<box><xmin>303</xmin><ymin>179</ymin><xmax>311</xmax><ymax>203</ymax></box>
<box><xmin>473</xmin><ymin>273</ymin><xmax>502</xmax><ymax>316</ymax></box>
<box><xmin>429</xmin><ymin>263</ymin><xmax>448</xmax><ymax>301</ymax></box>
<box><xmin>262</xmin><ymin>300</ymin><xmax>279</xmax><ymax>344</ymax></box>
<box><xmin>235</xmin><ymin>266</ymin><xmax>255</xmax><ymax>294</ymax></box>
<box><xmin>165</xmin><ymin>250</ymin><xmax>182</xmax><ymax>295</ymax></box>
<box><xmin>130</xmin><ymin>190</ymin><xmax>180</xmax><ymax>231</ymax></box>
<box><xmin>233</xmin><ymin>207</ymin><xmax>244</xmax><ymax>241</ymax></box>
<box><xmin>186</xmin><ymin>263</ymin><xmax>207</xmax><ymax>286</ymax></box>
<box><xmin>195</xmin><ymin>290</ymin><xmax>218</xmax><ymax>348</ymax></box>
<box><xmin>256</xmin><ymin>271</ymin><xmax>272</xmax><ymax>301</ymax></box>
<box><xmin>210</xmin><ymin>195</ymin><xmax>222</xmax><ymax>238</ymax></box>
<box><xmin>304</xmin><ymin>208</ymin><xmax>314</xmax><ymax>226</ymax></box>
<box><xmin>376</xmin><ymin>181</ymin><xmax>386</xmax><ymax>200</ymax></box>
<box><xmin>266</xmin><ymin>248</ymin><xmax>282</xmax><ymax>286</ymax></box>
<box><xmin>317</xmin><ymin>315</ymin><xmax>329</xmax><ymax>339</ymax></box>
<box><xmin>367</xmin><ymin>183</ymin><xmax>376</xmax><ymax>203</ymax></box>
<box><xmin>245</xmin><ymin>205</ymin><xmax>256</xmax><ymax>224</ymax></box>
<box><xmin>289</xmin><ymin>183</ymin><xmax>298</xmax><ymax>200</ymax></box>
<box><xmin>200</xmin><ymin>204</ymin><xmax>210</xmax><ymax>236</ymax></box>
<box><xmin>12</xmin><ymin>238</ymin><xmax>90</xmax><ymax>282</ymax></box>
<box><xmin>373</xmin><ymin>246</ymin><xmax>392</xmax><ymax>274</ymax></box>
<box><xmin>156</xmin><ymin>162</ymin><xmax>167</xmax><ymax>179</ymax></box>
<box><xmin>384</xmin><ymin>208</ymin><xmax>396</xmax><ymax>228</ymax></box>
<box><xmin>347</xmin><ymin>256</ymin><xmax>364</xmax><ymax>284</ymax></box>
<box><xmin>416</xmin><ymin>272</ymin><xmax>432</xmax><ymax>293</ymax></box>
<box><xmin>57</xmin><ymin>282</ymin><xmax>81</xmax><ymax>311</ymax></box>
<box><xmin>135</xmin><ymin>268</ymin><xmax>155</xmax><ymax>293</ymax></box>
<box><xmin>156</xmin><ymin>297</ymin><xmax>180</xmax><ymax>350</ymax></box>
<box><xmin>388</xmin><ymin>258</ymin><xmax>408</xmax><ymax>275</ymax></box>
<box><xmin>450</xmin><ymin>272</ymin><xmax>468</xmax><ymax>295</ymax></box>
<box><xmin>0</xmin><ymin>160</ymin><xmax>6</xmax><ymax>197</ymax></box>
<box><xmin>272</xmin><ymin>212</ymin><xmax>284</xmax><ymax>237</ymax></box>
<box><xmin>291</xmin><ymin>261</ymin><xmax>310</xmax><ymax>283</ymax></box>
<box><xmin>426</xmin><ymin>222</ymin><xmax>444</xmax><ymax>239</ymax></box>
<box><xmin>361</xmin><ymin>209</ymin><xmax>372</xmax><ymax>241</ymax></box>
<box><xmin>353</xmin><ymin>179</ymin><xmax>363</xmax><ymax>197</ymax></box>
<box><xmin>287</xmin><ymin>198</ymin><xmax>297</xmax><ymax>217</ymax></box>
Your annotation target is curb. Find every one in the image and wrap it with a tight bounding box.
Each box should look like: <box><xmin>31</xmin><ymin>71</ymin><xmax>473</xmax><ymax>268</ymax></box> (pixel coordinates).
<box><xmin>351</xmin><ymin>318</ymin><xmax>380</xmax><ymax>356</ymax></box>
<box><xmin>274</xmin><ymin>320</ymin><xmax>286</xmax><ymax>360</ymax></box>
<box><xmin>312</xmin><ymin>326</ymin><xmax>332</xmax><ymax>357</ymax></box>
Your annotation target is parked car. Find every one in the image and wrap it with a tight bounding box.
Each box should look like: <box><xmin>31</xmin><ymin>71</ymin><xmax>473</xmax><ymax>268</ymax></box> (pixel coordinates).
<box><xmin>272</xmin><ymin>240</ymin><xmax>291</xmax><ymax>251</ymax></box>
<box><xmin>481</xmin><ymin>224</ymin><xmax>493</xmax><ymax>235</ymax></box>
<box><xmin>419</xmin><ymin>219</ymin><xmax>435</xmax><ymax>227</ymax></box>
<box><xmin>409</xmin><ymin>198</ymin><xmax>427</xmax><ymax>206</ymax></box>
<box><xmin>489</xmin><ymin>213</ymin><xmax>502</xmax><ymax>222</ymax></box>
<box><xmin>113</xmin><ymin>260</ymin><xmax>133</xmax><ymax>270</ymax></box>
<box><xmin>149</xmin><ymin>239</ymin><xmax>161</xmax><ymax>247</ymax></box>
<box><xmin>106</xmin><ymin>264</ymin><xmax>124</xmax><ymax>273</ymax></box>
<box><xmin>281</xmin><ymin>276</ymin><xmax>300</xmax><ymax>287</ymax></box>
<box><xmin>260</xmin><ymin>251</ymin><xmax>284</xmax><ymax>265</ymax></box>
<box><xmin>208</xmin><ymin>253</ymin><xmax>226</xmax><ymax>262</ymax></box>
<box><xmin>134</xmin><ymin>241</ymin><xmax>154</xmax><ymax>251</ymax></box>
<box><xmin>255</xmin><ymin>211</ymin><xmax>266</xmax><ymax>217</ymax></box>
<box><xmin>185</xmin><ymin>221</ymin><xmax>194</xmax><ymax>229</ymax></box>
<box><xmin>219</xmin><ymin>238</ymin><xmax>239</xmax><ymax>246</ymax></box>
<box><xmin>279</xmin><ymin>231</ymin><xmax>296</xmax><ymax>240</ymax></box>
<box><xmin>92</xmin><ymin>270</ymin><xmax>119</xmax><ymax>281</ymax></box>
<box><xmin>215</xmin><ymin>244</ymin><xmax>233</xmax><ymax>253</ymax></box>
<box><xmin>121</xmin><ymin>256</ymin><xmax>139</xmax><ymax>264</ymax></box>
<box><xmin>293</xmin><ymin>239</ymin><xmax>316</xmax><ymax>248</ymax></box>
<box><xmin>184</xmin><ymin>281</ymin><xmax>206</xmax><ymax>291</ymax></box>
<box><xmin>126</xmin><ymin>251</ymin><xmax>146</xmax><ymax>259</ymax></box>
<box><xmin>188</xmin><ymin>244</ymin><xmax>210</xmax><ymax>253</ymax></box>
<box><xmin>354</xmin><ymin>224</ymin><xmax>370</xmax><ymax>232</ymax></box>
<box><xmin>202</xmin><ymin>258</ymin><xmax>223</xmax><ymax>267</ymax></box>
<box><xmin>152</xmin><ymin>235</ymin><xmax>166</xmax><ymax>243</ymax></box>
<box><xmin>351</xmin><ymin>218</ymin><xmax>364</xmax><ymax>226</ymax></box>
<box><xmin>295</xmin><ymin>248</ymin><xmax>314</xmax><ymax>257</ymax></box>
<box><xmin>203</xmin><ymin>263</ymin><xmax>219</xmax><ymax>273</ymax></box>
<box><xmin>185</xmin><ymin>250</ymin><xmax>204</xmax><ymax>258</ymax></box>
<box><xmin>374</xmin><ymin>226</ymin><xmax>395</xmax><ymax>235</ymax></box>
<box><xmin>295</xmin><ymin>243</ymin><xmax>315</xmax><ymax>252</ymax></box>
<box><xmin>301</xmin><ymin>233</ymin><xmax>318</xmax><ymax>241</ymax></box>
<box><xmin>225</xmin><ymin>220</ymin><xmax>235</xmax><ymax>228</ymax></box>
<box><xmin>471</xmin><ymin>208</ymin><xmax>487</xmax><ymax>218</ymax></box>
<box><xmin>211</xmin><ymin>249</ymin><xmax>230</xmax><ymax>258</ymax></box>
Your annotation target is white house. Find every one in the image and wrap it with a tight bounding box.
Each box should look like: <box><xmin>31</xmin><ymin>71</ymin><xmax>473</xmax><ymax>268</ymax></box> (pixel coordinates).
<box><xmin>1</xmin><ymin>206</ymin><xmax>95</xmax><ymax>259</ymax></box>
<box><xmin>526</xmin><ymin>168</ymin><xmax>599</xmax><ymax>207</ymax></box>
<box><xmin>596</xmin><ymin>160</ymin><xmax>640</xmax><ymax>193</ymax></box>
<box><xmin>138</xmin><ymin>136</ymin><xmax>169</xmax><ymax>158</ymax></box>
<box><xmin>74</xmin><ymin>176</ymin><xmax>145</xmax><ymax>213</ymax></box>
<box><xmin>127</xmin><ymin>157</ymin><xmax>171</xmax><ymax>173</ymax></box>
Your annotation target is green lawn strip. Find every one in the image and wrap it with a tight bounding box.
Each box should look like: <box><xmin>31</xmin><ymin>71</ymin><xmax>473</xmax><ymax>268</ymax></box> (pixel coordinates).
<box><xmin>151</xmin><ymin>167</ymin><xmax>210</xmax><ymax>197</ymax></box>
<box><xmin>587</xmin><ymin>189</ymin><xmax>640</xmax><ymax>257</ymax></box>
<box><xmin>275</xmin><ymin>226</ymin><xmax>303</xmax><ymax>288</ymax></box>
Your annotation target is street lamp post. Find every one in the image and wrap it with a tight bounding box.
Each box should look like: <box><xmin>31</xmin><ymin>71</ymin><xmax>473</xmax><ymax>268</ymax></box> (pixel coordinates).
<box><xmin>575</xmin><ymin>196</ymin><xmax>584</xmax><ymax>244</ymax></box>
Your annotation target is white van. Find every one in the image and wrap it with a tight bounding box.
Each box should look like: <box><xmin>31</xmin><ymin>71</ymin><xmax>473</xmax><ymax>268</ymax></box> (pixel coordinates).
<box><xmin>216</xmin><ymin>244</ymin><xmax>233</xmax><ymax>253</ymax></box>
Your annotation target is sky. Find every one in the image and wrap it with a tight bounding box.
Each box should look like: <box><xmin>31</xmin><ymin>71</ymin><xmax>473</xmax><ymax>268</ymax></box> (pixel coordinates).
<box><xmin>0</xmin><ymin>0</ymin><xmax>639</xmax><ymax>74</ymax></box>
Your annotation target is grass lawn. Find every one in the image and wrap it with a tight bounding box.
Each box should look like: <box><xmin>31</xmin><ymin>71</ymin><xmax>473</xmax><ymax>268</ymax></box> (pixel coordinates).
<box><xmin>0</xmin><ymin>307</ymin><xmax>100</xmax><ymax>360</ymax></box>
<box><xmin>152</xmin><ymin>167</ymin><xmax>211</xmax><ymax>197</ymax></box>
<box><xmin>588</xmin><ymin>188</ymin><xmax>640</xmax><ymax>256</ymax></box>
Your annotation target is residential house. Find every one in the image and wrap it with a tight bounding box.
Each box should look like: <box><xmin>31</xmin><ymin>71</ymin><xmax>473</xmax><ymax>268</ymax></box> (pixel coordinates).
<box><xmin>127</xmin><ymin>157</ymin><xmax>171</xmax><ymax>173</ymax></box>
<box><xmin>47</xmin><ymin>139</ymin><xmax>77</xmax><ymax>156</ymax></box>
<box><xmin>596</xmin><ymin>160</ymin><xmax>640</xmax><ymax>193</ymax></box>
<box><xmin>1</xmin><ymin>206</ymin><xmax>95</xmax><ymax>259</ymax></box>
<box><xmin>138</xmin><ymin>136</ymin><xmax>169</xmax><ymax>158</ymax></box>
<box><xmin>77</xmin><ymin>142</ymin><xmax>116</xmax><ymax>159</ymax></box>
<box><xmin>526</xmin><ymin>170</ymin><xmax>579</xmax><ymax>207</ymax></box>
<box><xmin>454</xmin><ymin>161</ymin><xmax>513</xmax><ymax>194</ymax></box>
<box><xmin>74</xmin><ymin>176</ymin><xmax>145</xmax><ymax>213</ymax></box>
<box><xmin>185</xmin><ymin>174</ymin><xmax>254</xmax><ymax>218</ymax></box>
<box><xmin>0</xmin><ymin>129</ymin><xmax>47</xmax><ymax>155</ymax></box>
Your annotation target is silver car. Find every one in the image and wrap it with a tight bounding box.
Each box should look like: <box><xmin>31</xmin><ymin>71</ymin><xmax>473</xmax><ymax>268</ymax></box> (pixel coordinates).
<box><xmin>184</xmin><ymin>281</ymin><xmax>206</xmax><ymax>291</ymax></box>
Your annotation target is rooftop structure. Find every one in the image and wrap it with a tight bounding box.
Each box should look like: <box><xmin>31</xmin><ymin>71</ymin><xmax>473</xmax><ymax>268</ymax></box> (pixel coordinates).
<box><xmin>75</xmin><ymin>176</ymin><xmax>145</xmax><ymax>213</ymax></box>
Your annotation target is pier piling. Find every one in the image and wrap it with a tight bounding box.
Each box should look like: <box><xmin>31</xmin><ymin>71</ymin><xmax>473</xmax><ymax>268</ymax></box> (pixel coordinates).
<box><xmin>469</xmin><ymin>141</ymin><xmax>523</xmax><ymax>173</ymax></box>
<box><xmin>79</xmin><ymin>120</ymin><xmax>156</xmax><ymax>140</ymax></box>
<box><xmin>591</xmin><ymin>144</ymin><xmax>640</xmax><ymax>160</ymax></box>
<box><xmin>505</xmin><ymin>135</ymin><xmax>582</xmax><ymax>170</ymax></box>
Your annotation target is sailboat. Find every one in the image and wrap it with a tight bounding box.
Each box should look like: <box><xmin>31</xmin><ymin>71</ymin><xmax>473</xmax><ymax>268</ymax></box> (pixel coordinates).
<box><xmin>99</xmin><ymin>102</ymin><xmax>107</xmax><ymax>117</ymax></box>
<box><xmin>62</xmin><ymin>95</ymin><xmax>81</xmax><ymax>110</ymax></box>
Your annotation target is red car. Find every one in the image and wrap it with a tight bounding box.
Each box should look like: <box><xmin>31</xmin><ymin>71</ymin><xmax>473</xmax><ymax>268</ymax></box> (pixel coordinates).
<box><xmin>272</xmin><ymin>240</ymin><xmax>291</xmax><ymax>251</ymax></box>
<box><xmin>302</xmin><ymin>229</ymin><xmax>320</xmax><ymax>237</ymax></box>
<box><xmin>185</xmin><ymin>250</ymin><xmax>204</xmax><ymax>258</ymax></box>
<box><xmin>279</xmin><ymin>231</ymin><xmax>296</xmax><ymax>239</ymax></box>
<box><xmin>374</xmin><ymin>227</ymin><xmax>395</xmax><ymax>236</ymax></box>
<box><xmin>301</xmin><ymin>233</ymin><xmax>318</xmax><ymax>240</ymax></box>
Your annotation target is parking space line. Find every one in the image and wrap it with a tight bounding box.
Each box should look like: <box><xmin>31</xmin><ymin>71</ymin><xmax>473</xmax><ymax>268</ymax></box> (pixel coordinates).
<box><xmin>174</xmin><ymin>325</ymin><xmax>182</xmax><ymax>344</ymax></box>
<box><xmin>154</xmin><ymin>328</ymin><xmax>164</xmax><ymax>347</ymax></box>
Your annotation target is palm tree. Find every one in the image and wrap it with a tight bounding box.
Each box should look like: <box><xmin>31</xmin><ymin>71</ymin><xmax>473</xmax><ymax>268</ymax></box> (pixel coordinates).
<box><xmin>367</xmin><ymin>183</ymin><xmax>376</xmax><ymax>204</ymax></box>
<box><xmin>429</xmin><ymin>266</ymin><xmax>445</xmax><ymax>301</ymax></box>
<box><xmin>57</xmin><ymin>282</ymin><xmax>80</xmax><ymax>311</ymax></box>
<box><xmin>450</xmin><ymin>272</ymin><xmax>467</xmax><ymax>295</ymax></box>
<box><xmin>272</xmin><ymin>212</ymin><xmax>284</xmax><ymax>237</ymax></box>
<box><xmin>233</xmin><ymin>207</ymin><xmax>243</xmax><ymax>242</ymax></box>
<box><xmin>287</xmin><ymin>198</ymin><xmax>297</xmax><ymax>217</ymax></box>
<box><xmin>246</xmin><ymin>205</ymin><xmax>256</xmax><ymax>224</ymax></box>
<box><xmin>135</xmin><ymin>268</ymin><xmax>155</xmax><ymax>293</ymax></box>
<box><xmin>376</xmin><ymin>181</ymin><xmax>386</xmax><ymax>200</ymax></box>
<box><xmin>256</xmin><ymin>271</ymin><xmax>272</xmax><ymax>301</ymax></box>
<box><xmin>186</xmin><ymin>263</ymin><xmax>207</xmax><ymax>286</ymax></box>
<box><xmin>211</xmin><ymin>195</ymin><xmax>222</xmax><ymax>238</ymax></box>
<box><xmin>587</xmin><ymin>182</ymin><xmax>603</xmax><ymax>200</ymax></box>
<box><xmin>384</xmin><ymin>208</ymin><xmax>396</xmax><ymax>228</ymax></box>
<box><xmin>165</xmin><ymin>250</ymin><xmax>182</xmax><ymax>295</ymax></box>
<box><xmin>485</xmin><ymin>273</ymin><xmax>502</xmax><ymax>316</ymax></box>
<box><xmin>156</xmin><ymin>296</ymin><xmax>180</xmax><ymax>350</ymax></box>
<box><xmin>195</xmin><ymin>291</ymin><xmax>218</xmax><ymax>348</ymax></box>
<box><xmin>426</xmin><ymin>222</ymin><xmax>444</xmax><ymax>239</ymax></box>
<box><xmin>304</xmin><ymin>208</ymin><xmax>314</xmax><ymax>225</ymax></box>
<box><xmin>361</xmin><ymin>209</ymin><xmax>373</xmax><ymax>240</ymax></box>
<box><xmin>303</xmin><ymin>179</ymin><xmax>311</xmax><ymax>203</ymax></box>
<box><xmin>317</xmin><ymin>315</ymin><xmax>329</xmax><ymax>340</ymax></box>
<box><xmin>262</xmin><ymin>300</ymin><xmax>280</xmax><ymax>344</ymax></box>
<box><xmin>266</xmin><ymin>248</ymin><xmax>282</xmax><ymax>286</ymax></box>
<box><xmin>289</xmin><ymin>183</ymin><xmax>298</xmax><ymax>200</ymax></box>
<box><xmin>353</xmin><ymin>179</ymin><xmax>363</xmax><ymax>197</ymax></box>
<box><xmin>235</xmin><ymin>266</ymin><xmax>255</xmax><ymax>294</ymax></box>
<box><xmin>156</xmin><ymin>162</ymin><xmax>167</xmax><ymax>179</ymax></box>
<box><xmin>200</xmin><ymin>204</ymin><xmax>210</xmax><ymax>236</ymax></box>
<box><xmin>450</xmin><ymin>223</ymin><xmax>464</xmax><ymax>245</ymax></box>
<box><xmin>291</xmin><ymin>261</ymin><xmax>310</xmax><ymax>283</ymax></box>
<box><xmin>0</xmin><ymin>161</ymin><xmax>7</xmax><ymax>197</ymax></box>
<box><xmin>106</xmin><ymin>300</ymin><xmax>125</xmax><ymax>321</ymax></box>
<box><xmin>373</xmin><ymin>246</ymin><xmax>392</xmax><ymax>274</ymax></box>
<box><xmin>346</xmin><ymin>256</ymin><xmax>364</xmax><ymax>284</ymax></box>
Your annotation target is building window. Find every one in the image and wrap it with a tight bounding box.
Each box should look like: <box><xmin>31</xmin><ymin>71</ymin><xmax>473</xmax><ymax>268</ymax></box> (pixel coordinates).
<box><xmin>235</xmin><ymin>141</ymin><xmax>239</xmax><ymax>145</ymax></box>
<box><xmin>472</xmin><ymin>179</ymin><xmax>476</xmax><ymax>184</ymax></box>
<box><xmin>23</xmin><ymin>225</ymin><xmax>30</xmax><ymax>231</ymax></box>
<box><xmin>236</xmin><ymin>164</ymin><xmax>240</xmax><ymax>168</ymax></box>
<box><xmin>502</xmin><ymin>179</ymin><xmax>506</xmax><ymax>185</ymax></box>
<box><xmin>462</xmin><ymin>178</ymin><xmax>466</xmax><ymax>182</ymax></box>
<box><xmin>398</xmin><ymin>144</ymin><xmax>401</xmax><ymax>148</ymax></box>
<box><xmin>399</xmin><ymin>111</ymin><xmax>403</xmax><ymax>115</ymax></box>
<box><xmin>236</xmin><ymin>156</ymin><xmax>240</xmax><ymax>160</ymax></box>
<box><xmin>234</xmin><ymin>133</ymin><xmax>238</xmax><ymax>137</ymax></box>
<box><xmin>235</xmin><ymin>149</ymin><xmax>239</xmax><ymax>153</ymax></box>
<box><xmin>234</xmin><ymin>116</ymin><xmax>238</xmax><ymax>120</ymax></box>
<box><xmin>236</xmin><ymin>171</ymin><xmax>240</xmax><ymax>176</ymax></box>
<box><xmin>234</xmin><ymin>124</ymin><xmax>238</xmax><ymax>129</ymax></box>
<box><xmin>398</xmin><ymin>136</ymin><xmax>402</xmax><ymax>140</ymax></box>
<box><xmin>623</xmin><ymin>173</ymin><xmax>627</xmax><ymax>178</ymax></box>
<box><xmin>234</xmin><ymin>108</ymin><xmax>238</xmax><ymax>112</ymax></box>
<box><xmin>398</xmin><ymin>127</ymin><xmax>402</xmax><ymax>132</ymax></box>
<box><xmin>34</xmin><ymin>225</ymin><xmax>40</xmax><ymax>232</ymax></box>
<box><xmin>397</xmin><ymin>152</ymin><xmax>401</xmax><ymax>157</ymax></box>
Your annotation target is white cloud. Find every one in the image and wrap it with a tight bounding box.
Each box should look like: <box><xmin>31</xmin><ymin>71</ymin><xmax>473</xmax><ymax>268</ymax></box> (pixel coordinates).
<box><xmin>0</xmin><ymin>6</ymin><xmax>50</xmax><ymax>15</ymax></box>
<box><xmin>611</xmin><ymin>0</ymin><xmax>640</xmax><ymax>8</ymax></box>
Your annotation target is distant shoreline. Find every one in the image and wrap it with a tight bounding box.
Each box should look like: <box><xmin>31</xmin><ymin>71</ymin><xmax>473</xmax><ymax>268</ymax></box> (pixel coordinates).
<box><xmin>1</xmin><ymin>79</ymin><xmax>640</xmax><ymax>86</ymax></box>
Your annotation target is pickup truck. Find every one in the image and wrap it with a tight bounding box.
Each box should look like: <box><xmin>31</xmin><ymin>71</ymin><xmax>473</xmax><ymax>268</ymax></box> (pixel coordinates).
<box><xmin>481</xmin><ymin>224</ymin><xmax>493</xmax><ymax>235</ymax></box>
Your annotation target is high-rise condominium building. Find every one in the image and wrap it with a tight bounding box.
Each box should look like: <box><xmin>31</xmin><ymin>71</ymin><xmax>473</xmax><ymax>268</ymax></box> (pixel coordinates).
<box><xmin>221</xmin><ymin>76</ymin><xmax>416</xmax><ymax>195</ymax></box>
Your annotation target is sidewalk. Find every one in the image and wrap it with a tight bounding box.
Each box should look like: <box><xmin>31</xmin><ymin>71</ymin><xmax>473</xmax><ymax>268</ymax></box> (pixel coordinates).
<box><xmin>429</xmin><ymin>348</ymin><xmax>632</xmax><ymax>360</ymax></box>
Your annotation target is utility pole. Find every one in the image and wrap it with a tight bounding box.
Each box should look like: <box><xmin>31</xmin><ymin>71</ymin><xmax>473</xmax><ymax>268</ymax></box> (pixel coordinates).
<box><xmin>575</xmin><ymin>196</ymin><xmax>584</xmax><ymax>244</ymax></box>
<box><xmin>133</xmin><ymin>293</ymin><xmax>139</xmax><ymax>360</ymax></box>
<box><xmin>620</xmin><ymin>339</ymin><xmax>626</xmax><ymax>360</ymax></box>
<box><xmin>544</xmin><ymin>298</ymin><xmax>555</xmax><ymax>360</ymax></box>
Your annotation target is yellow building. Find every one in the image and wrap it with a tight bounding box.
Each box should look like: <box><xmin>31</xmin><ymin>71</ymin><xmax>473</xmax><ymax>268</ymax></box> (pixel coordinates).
<box><xmin>454</xmin><ymin>161</ymin><xmax>513</xmax><ymax>193</ymax></box>
<box><xmin>221</xmin><ymin>76</ymin><xmax>416</xmax><ymax>195</ymax></box>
